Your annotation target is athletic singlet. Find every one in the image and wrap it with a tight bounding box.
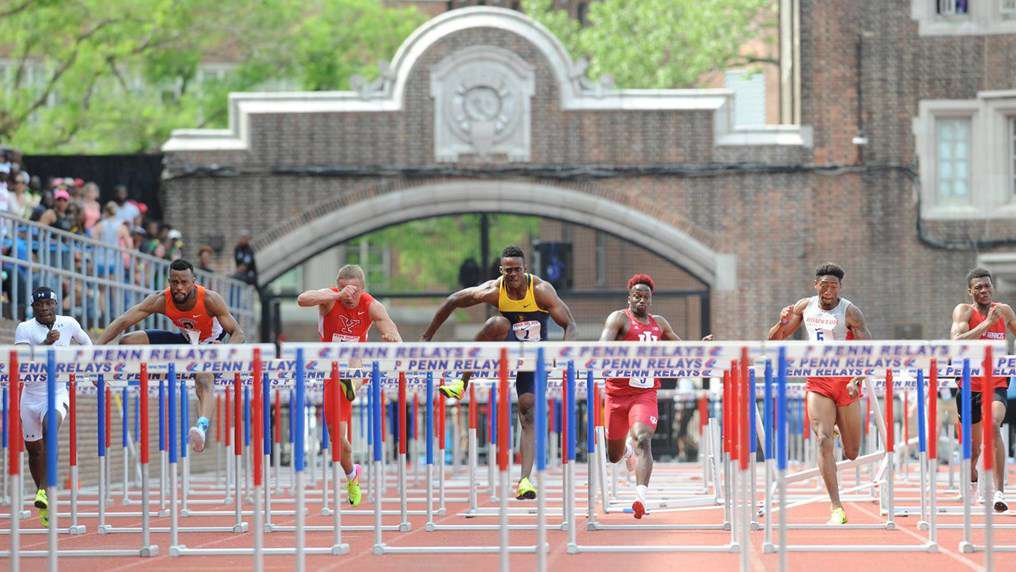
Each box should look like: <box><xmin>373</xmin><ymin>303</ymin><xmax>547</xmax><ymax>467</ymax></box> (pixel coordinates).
<box><xmin>963</xmin><ymin>304</ymin><xmax>1007</xmax><ymax>391</ymax></box>
<box><xmin>319</xmin><ymin>289</ymin><xmax>375</xmax><ymax>343</ymax></box>
<box><xmin>164</xmin><ymin>285</ymin><xmax>223</xmax><ymax>344</ymax></box>
<box><xmin>802</xmin><ymin>296</ymin><xmax>852</xmax><ymax>342</ymax></box>
<box><xmin>606</xmin><ymin>309</ymin><xmax>663</xmax><ymax>394</ymax></box>
<box><xmin>498</xmin><ymin>274</ymin><xmax>549</xmax><ymax>342</ymax></box>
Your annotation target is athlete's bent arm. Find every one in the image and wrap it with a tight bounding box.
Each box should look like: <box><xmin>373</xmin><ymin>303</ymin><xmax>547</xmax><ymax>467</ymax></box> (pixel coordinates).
<box><xmin>205</xmin><ymin>291</ymin><xmax>245</xmax><ymax>343</ymax></box>
<box><xmin>598</xmin><ymin>311</ymin><xmax>626</xmax><ymax>342</ymax></box>
<box><xmin>534</xmin><ymin>281</ymin><xmax>578</xmax><ymax>340</ymax></box>
<box><xmin>296</xmin><ymin>288</ymin><xmax>339</xmax><ymax>308</ymax></box>
<box><xmin>369</xmin><ymin>300</ymin><xmax>402</xmax><ymax>342</ymax></box>
<box><xmin>97</xmin><ymin>292</ymin><xmax>164</xmax><ymax>344</ymax></box>
<box><xmin>420</xmin><ymin>281</ymin><xmax>497</xmax><ymax>341</ymax></box>
<box><xmin>654</xmin><ymin>316</ymin><xmax>682</xmax><ymax>341</ymax></box>
<box><xmin>845</xmin><ymin>304</ymin><xmax>872</xmax><ymax>340</ymax></box>
<box><xmin>768</xmin><ymin>298</ymin><xmax>808</xmax><ymax>341</ymax></box>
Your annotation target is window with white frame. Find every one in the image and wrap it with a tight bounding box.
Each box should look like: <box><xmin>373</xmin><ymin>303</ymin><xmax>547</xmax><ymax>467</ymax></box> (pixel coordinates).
<box><xmin>935</xmin><ymin>117</ymin><xmax>972</xmax><ymax>204</ymax></box>
<box><xmin>937</xmin><ymin>0</ymin><xmax>970</xmax><ymax>16</ymax></box>
<box><xmin>916</xmin><ymin>93</ymin><xmax>1016</xmax><ymax>219</ymax></box>
<box><xmin>914</xmin><ymin>0</ymin><xmax>1016</xmax><ymax>34</ymax></box>
<box><xmin>1003</xmin><ymin>0</ymin><xmax>1016</xmax><ymax>18</ymax></box>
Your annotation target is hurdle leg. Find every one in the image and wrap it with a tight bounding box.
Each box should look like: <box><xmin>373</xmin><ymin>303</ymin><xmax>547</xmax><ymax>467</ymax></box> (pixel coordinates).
<box><xmin>122</xmin><ymin>442</ymin><xmax>129</xmax><ymax>504</ymax></box>
<box><xmin>399</xmin><ymin>451</ymin><xmax>409</xmax><ymax>531</ymax></box>
<box><xmin>960</xmin><ymin>457</ymin><xmax>972</xmax><ymax>551</ymax></box>
<box><xmin>330</xmin><ymin>445</ymin><xmax>346</xmax><ymax>554</ymax></box>
<box><xmin>321</xmin><ymin>443</ymin><xmax>330</xmax><ymax>516</ymax></box>
<box><xmin>468</xmin><ymin>428</ymin><xmax>478</xmax><ymax>512</ymax></box>
<box><xmin>929</xmin><ymin>457</ymin><xmax>938</xmax><ymax>545</ymax></box>
<box><xmin>140</xmin><ymin>455</ymin><xmax>157</xmax><ymax>555</ymax></box>
<box><xmin>596</xmin><ymin>429</ymin><xmax>609</xmax><ymax>513</ymax></box>
<box><xmin>233</xmin><ymin>444</ymin><xmax>245</xmax><ymax>532</ymax></box>
<box><xmin>501</xmin><ymin>460</ymin><xmax>511</xmax><ymax>567</ymax></box>
<box><xmin>170</xmin><ymin>460</ymin><xmax>180</xmax><ymax>553</ymax></box>
<box><xmin>47</xmin><ymin>484</ymin><xmax>57</xmax><ymax>572</ymax></box>
<box><xmin>273</xmin><ymin>444</ymin><xmax>280</xmax><ymax>495</ymax></box>
<box><xmin>98</xmin><ymin>450</ymin><xmax>108</xmax><ymax>532</ymax></box>
<box><xmin>438</xmin><ymin>442</ymin><xmax>447</xmax><ymax>514</ymax></box>
<box><xmin>160</xmin><ymin>449</ymin><xmax>167</xmax><ymax>515</ymax></box>
<box><xmin>764</xmin><ymin>458</ymin><xmax>773</xmax><ymax>550</ymax></box>
<box><xmin>264</xmin><ymin>452</ymin><xmax>273</xmax><ymax>531</ymax></box>
<box><xmin>10</xmin><ymin>471</ymin><xmax>19</xmax><ymax>571</ymax></box>
<box><xmin>69</xmin><ymin>463</ymin><xmax>84</xmax><ymax>534</ymax></box>
<box><xmin>182</xmin><ymin>454</ymin><xmax>190</xmax><ymax>515</ymax></box>
<box><xmin>586</xmin><ymin>434</ymin><xmax>598</xmax><ymax>527</ymax></box>
<box><xmin>489</xmin><ymin>443</ymin><xmax>498</xmax><ymax>501</ymax></box>
<box><xmin>918</xmin><ymin>450</ymin><xmax>929</xmax><ymax>530</ymax></box>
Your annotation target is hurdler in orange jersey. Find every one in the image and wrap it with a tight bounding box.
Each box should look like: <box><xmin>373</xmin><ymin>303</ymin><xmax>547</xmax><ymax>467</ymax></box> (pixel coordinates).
<box><xmin>98</xmin><ymin>259</ymin><xmax>245</xmax><ymax>454</ymax></box>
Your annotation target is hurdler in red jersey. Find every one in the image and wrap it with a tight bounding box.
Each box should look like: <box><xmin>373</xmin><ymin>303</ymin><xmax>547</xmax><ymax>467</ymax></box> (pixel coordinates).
<box><xmin>949</xmin><ymin>268</ymin><xmax>1015</xmax><ymax>514</ymax></box>
<box><xmin>600</xmin><ymin>274</ymin><xmax>684</xmax><ymax>519</ymax></box>
<box><xmin>297</xmin><ymin>264</ymin><xmax>403</xmax><ymax>507</ymax></box>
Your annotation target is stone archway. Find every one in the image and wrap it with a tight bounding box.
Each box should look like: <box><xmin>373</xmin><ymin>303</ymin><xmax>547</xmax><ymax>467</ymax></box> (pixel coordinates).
<box><xmin>255</xmin><ymin>180</ymin><xmax>736</xmax><ymax>291</ymax></box>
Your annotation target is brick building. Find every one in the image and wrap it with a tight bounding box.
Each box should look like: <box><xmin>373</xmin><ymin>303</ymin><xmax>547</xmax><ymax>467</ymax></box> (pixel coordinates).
<box><xmin>162</xmin><ymin>2</ymin><xmax>1016</xmax><ymax>342</ymax></box>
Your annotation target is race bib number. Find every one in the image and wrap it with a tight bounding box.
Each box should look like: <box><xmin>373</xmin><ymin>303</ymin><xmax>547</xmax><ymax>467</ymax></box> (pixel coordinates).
<box><xmin>332</xmin><ymin>333</ymin><xmax>360</xmax><ymax>343</ymax></box>
<box><xmin>512</xmin><ymin>320</ymin><xmax>542</xmax><ymax>342</ymax></box>
<box><xmin>628</xmin><ymin>377</ymin><xmax>654</xmax><ymax>389</ymax></box>
<box><xmin>184</xmin><ymin>329</ymin><xmax>201</xmax><ymax>345</ymax></box>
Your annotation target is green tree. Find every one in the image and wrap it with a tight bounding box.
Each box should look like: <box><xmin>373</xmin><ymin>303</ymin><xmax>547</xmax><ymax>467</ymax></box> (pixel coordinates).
<box><xmin>353</xmin><ymin>214</ymin><xmax>541</xmax><ymax>292</ymax></box>
<box><xmin>523</xmin><ymin>0</ymin><xmax>776</xmax><ymax>88</ymax></box>
<box><xmin>0</xmin><ymin>0</ymin><xmax>423</xmax><ymax>153</ymax></box>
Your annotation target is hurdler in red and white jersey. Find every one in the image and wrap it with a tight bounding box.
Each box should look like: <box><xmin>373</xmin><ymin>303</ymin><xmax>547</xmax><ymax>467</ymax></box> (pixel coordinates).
<box><xmin>801</xmin><ymin>296</ymin><xmax>860</xmax><ymax>406</ymax></box>
<box><xmin>605</xmin><ymin>309</ymin><xmax>664</xmax><ymax>395</ymax></box>
<box><xmin>950</xmin><ymin>275</ymin><xmax>1016</xmax><ymax>392</ymax></box>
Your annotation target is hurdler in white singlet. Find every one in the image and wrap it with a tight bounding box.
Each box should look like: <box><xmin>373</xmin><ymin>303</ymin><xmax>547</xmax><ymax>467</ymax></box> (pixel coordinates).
<box><xmin>802</xmin><ymin>296</ymin><xmax>852</xmax><ymax>342</ymax></box>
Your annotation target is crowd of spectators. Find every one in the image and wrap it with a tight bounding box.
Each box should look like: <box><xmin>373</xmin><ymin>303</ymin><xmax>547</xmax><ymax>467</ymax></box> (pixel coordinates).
<box><xmin>0</xmin><ymin>147</ymin><xmax>258</xmax><ymax>325</ymax></box>
<box><xmin>0</xmin><ymin>148</ymin><xmax>187</xmax><ymax>262</ymax></box>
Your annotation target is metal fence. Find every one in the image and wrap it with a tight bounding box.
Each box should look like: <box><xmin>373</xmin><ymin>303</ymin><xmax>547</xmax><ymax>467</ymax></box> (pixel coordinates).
<box><xmin>0</xmin><ymin>212</ymin><xmax>258</xmax><ymax>336</ymax></box>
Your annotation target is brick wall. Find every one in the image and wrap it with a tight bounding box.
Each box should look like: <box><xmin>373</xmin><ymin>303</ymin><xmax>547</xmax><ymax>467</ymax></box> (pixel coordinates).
<box><xmin>163</xmin><ymin>3</ymin><xmax>1016</xmax><ymax>343</ymax></box>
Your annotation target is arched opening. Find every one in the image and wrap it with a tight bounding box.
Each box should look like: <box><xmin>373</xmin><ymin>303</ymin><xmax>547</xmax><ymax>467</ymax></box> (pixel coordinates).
<box><xmin>261</xmin><ymin>212</ymin><xmax>711</xmax><ymax>344</ymax></box>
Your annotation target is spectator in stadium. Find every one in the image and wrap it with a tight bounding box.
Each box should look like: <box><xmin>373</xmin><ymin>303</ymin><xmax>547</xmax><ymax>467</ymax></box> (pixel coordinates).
<box><xmin>197</xmin><ymin>245</ymin><xmax>215</xmax><ymax>273</ymax></box>
<box><xmin>80</xmin><ymin>182</ymin><xmax>101</xmax><ymax>231</ymax></box>
<box><xmin>113</xmin><ymin>184</ymin><xmax>141</xmax><ymax>226</ymax></box>
<box><xmin>165</xmin><ymin>229</ymin><xmax>184</xmax><ymax>261</ymax></box>
<box><xmin>38</xmin><ymin>188</ymin><xmax>75</xmax><ymax>232</ymax></box>
<box><xmin>234</xmin><ymin>230</ymin><xmax>257</xmax><ymax>285</ymax></box>
<box><xmin>29</xmin><ymin>189</ymin><xmax>52</xmax><ymax>222</ymax></box>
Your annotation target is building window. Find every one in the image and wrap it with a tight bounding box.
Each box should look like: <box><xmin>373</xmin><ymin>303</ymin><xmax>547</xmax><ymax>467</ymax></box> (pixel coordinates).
<box><xmin>914</xmin><ymin>0</ymin><xmax>1016</xmax><ymax>34</ymax></box>
<box><xmin>1011</xmin><ymin>117</ymin><xmax>1016</xmax><ymax>196</ymax></box>
<box><xmin>724</xmin><ymin>70</ymin><xmax>767</xmax><ymax>126</ymax></box>
<box><xmin>915</xmin><ymin>93</ymin><xmax>1016</xmax><ymax>219</ymax></box>
<box><xmin>935</xmin><ymin>117</ymin><xmax>972</xmax><ymax>204</ymax></box>
<box><xmin>595</xmin><ymin>231</ymin><xmax>606</xmax><ymax>287</ymax></box>
<box><xmin>937</xmin><ymin>0</ymin><xmax>969</xmax><ymax>15</ymax></box>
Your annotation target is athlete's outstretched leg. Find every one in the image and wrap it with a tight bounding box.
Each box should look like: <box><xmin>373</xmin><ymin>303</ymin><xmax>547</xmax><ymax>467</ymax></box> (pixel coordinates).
<box><xmin>440</xmin><ymin>316</ymin><xmax>510</xmax><ymax>399</ymax></box>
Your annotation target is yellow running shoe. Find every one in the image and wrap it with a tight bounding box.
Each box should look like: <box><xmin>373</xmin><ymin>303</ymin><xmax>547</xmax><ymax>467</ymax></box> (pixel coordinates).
<box><xmin>39</xmin><ymin>507</ymin><xmax>48</xmax><ymax>527</ymax></box>
<box><xmin>34</xmin><ymin>488</ymin><xmax>48</xmax><ymax>510</ymax></box>
<box><xmin>827</xmin><ymin>507</ymin><xmax>848</xmax><ymax>525</ymax></box>
<box><xmin>347</xmin><ymin>464</ymin><xmax>363</xmax><ymax>507</ymax></box>
<box><xmin>516</xmin><ymin>476</ymin><xmax>537</xmax><ymax>500</ymax></box>
<box><xmin>339</xmin><ymin>378</ymin><xmax>356</xmax><ymax>402</ymax></box>
<box><xmin>439</xmin><ymin>378</ymin><xmax>465</xmax><ymax>400</ymax></box>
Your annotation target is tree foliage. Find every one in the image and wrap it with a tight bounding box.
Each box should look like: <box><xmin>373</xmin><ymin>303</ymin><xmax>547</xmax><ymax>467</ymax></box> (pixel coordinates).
<box><xmin>523</xmin><ymin>0</ymin><xmax>776</xmax><ymax>89</ymax></box>
<box><xmin>0</xmin><ymin>0</ymin><xmax>424</xmax><ymax>153</ymax></box>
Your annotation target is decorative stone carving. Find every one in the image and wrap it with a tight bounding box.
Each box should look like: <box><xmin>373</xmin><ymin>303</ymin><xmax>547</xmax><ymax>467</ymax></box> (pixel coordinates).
<box><xmin>430</xmin><ymin>45</ymin><xmax>535</xmax><ymax>162</ymax></box>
